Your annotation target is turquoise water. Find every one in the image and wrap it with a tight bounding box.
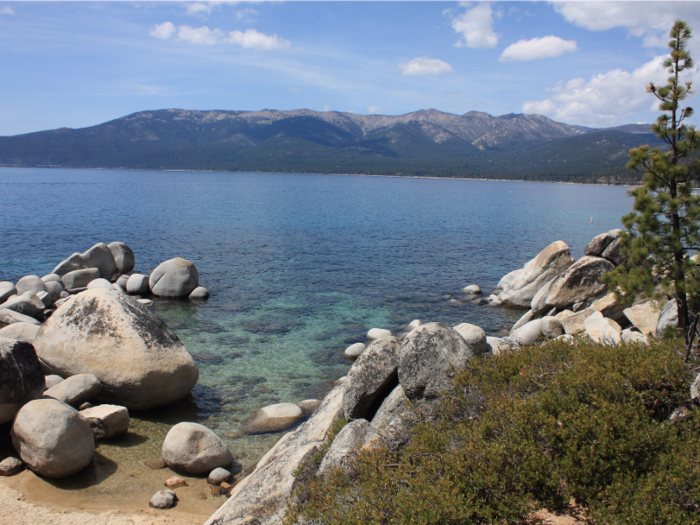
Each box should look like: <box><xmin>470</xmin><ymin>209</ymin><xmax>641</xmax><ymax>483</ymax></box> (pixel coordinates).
<box><xmin>0</xmin><ymin>168</ymin><xmax>634</xmax><ymax>471</ymax></box>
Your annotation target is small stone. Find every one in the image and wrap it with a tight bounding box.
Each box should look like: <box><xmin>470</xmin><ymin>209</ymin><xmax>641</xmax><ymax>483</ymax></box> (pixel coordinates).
<box><xmin>87</xmin><ymin>278</ymin><xmax>115</xmax><ymax>291</ymax></box>
<box><xmin>43</xmin><ymin>373</ymin><xmax>102</xmax><ymax>407</ymax></box>
<box><xmin>344</xmin><ymin>342</ymin><xmax>365</xmax><ymax>359</ymax></box>
<box><xmin>207</xmin><ymin>467</ymin><xmax>232</xmax><ymax>485</ymax></box>
<box><xmin>0</xmin><ymin>456</ymin><xmax>24</xmax><ymax>476</ymax></box>
<box><xmin>80</xmin><ymin>404</ymin><xmax>129</xmax><ymax>439</ymax></box>
<box><xmin>210</xmin><ymin>485</ymin><xmax>223</xmax><ymax>497</ymax></box>
<box><xmin>165</xmin><ymin>476</ymin><xmax>188</xmax><ymax>489</ymax></box>
<box><xmin>78</xmin><ymin>402</ymin><xmax>93</xmax><ymax>410</ymax></box>
<box><xmin>407</xmin><ymin>319</ymin><xmax>422</xmax><ymax>330</ymax></box>
<box><xmin>366</xmin><ymin>328</ymin><xmax>391</xmax><ymax>341</ymax></box>
<box><xmin>462</xmin><ymin>285</ymin><xmax>481</xmax><ymax>294</ymax></box>
<box><xmin>144</xmin><ymin>459</ymin><xmax>166</xmax><ymax>470</ymax></box>
<box><xmin>149</xmin><ymin>490</ymin><xmax>177</xmax><ymax>509</ymax></box>
<box><xmin>41</xmin><ymin>274</ymin><xmax>62</xmax><ymax>284</ymax></box>
<box><xmin>44</xmin><ymin>375</ymin><xmax>64</xmax><ymax>390</ymax></box>
<box><xmin>189</xmin><ymin>286</ymin><xmax>210</xmax><ymax>300</ymax></box>
<box><xmin>137</xmin><ymin>298</ymin><xmax>153</xmax><ymax>307</ymax></box>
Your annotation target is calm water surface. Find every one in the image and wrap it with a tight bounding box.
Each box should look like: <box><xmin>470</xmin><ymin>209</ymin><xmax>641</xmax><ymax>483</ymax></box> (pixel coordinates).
<box><xmin>0</xmin><ymin>168</ymin><xmax>633</xmax><ymax>506</ymax></box>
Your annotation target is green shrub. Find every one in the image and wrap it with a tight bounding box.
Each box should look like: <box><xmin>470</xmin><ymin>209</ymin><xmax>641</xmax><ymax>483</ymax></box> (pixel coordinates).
<box><xmin>286</xmin><ymin>338</ymin><xmax>697</xmax><ymax>525</ymax></box>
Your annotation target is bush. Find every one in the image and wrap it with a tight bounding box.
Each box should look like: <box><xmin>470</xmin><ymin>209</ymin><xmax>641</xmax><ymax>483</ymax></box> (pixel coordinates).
<box><xmin>286</xmin><ymin>338</ymin><xmax>698</xmax><ymax>525</ymax></box>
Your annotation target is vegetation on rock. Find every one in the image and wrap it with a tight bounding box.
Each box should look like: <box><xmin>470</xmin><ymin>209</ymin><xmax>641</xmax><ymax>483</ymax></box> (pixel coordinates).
<box><xmin>286</xmin><ymin>337</ymin><xmax>697</xmax><ymax>524</ymax></box>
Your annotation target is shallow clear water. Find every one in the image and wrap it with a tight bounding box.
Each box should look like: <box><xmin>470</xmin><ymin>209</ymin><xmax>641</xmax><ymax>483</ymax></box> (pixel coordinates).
<box><xmin>0</xmin><ymin>168</ymin><xmax>633</xmax><ymax>504</ymax></box>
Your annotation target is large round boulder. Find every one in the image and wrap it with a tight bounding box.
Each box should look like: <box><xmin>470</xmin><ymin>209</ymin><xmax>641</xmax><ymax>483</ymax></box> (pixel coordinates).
<box><xmin>108</xmin><ymin>242</ymin><xmax>135</xmax><ymax>275</ymax></box>
<box><xmin>398</xmin><ymin>322</ymin><xmax>475</xmax><ymax>400</ymax></box>
<box><xmin>149</xmin><ymin>258</ymin><xmax>199</xmax><ymax>298</ymax></box>
<box><xmin>11</xmin><ymin>398</ymin><xmax>95</xmax><ymax>478</ymax></box>
<box><xmin>16</xmin><ymin>276</ymin><xmax>47</xmax><ymax>296</ymax></box>
<box><xmin>0</xmin><ymin>339</ymin><xmax>45</xmax><ymax>424</ymax></box>
<box><xmin>33</xmin><ymin>289</ymin><xmax>199</xmax><ymax>410</ymax></box>
<box><xmin>162</xmin><ymin>422</ymin><xmax>233</xmax><ymax>475</ymax></box>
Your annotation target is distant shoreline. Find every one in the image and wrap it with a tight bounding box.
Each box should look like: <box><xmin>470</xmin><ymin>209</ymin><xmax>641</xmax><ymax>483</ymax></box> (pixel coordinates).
<box><xmin>0</xmin><ymin>165</ymin><xmax>637</xmax><ymax>188</ymax></box>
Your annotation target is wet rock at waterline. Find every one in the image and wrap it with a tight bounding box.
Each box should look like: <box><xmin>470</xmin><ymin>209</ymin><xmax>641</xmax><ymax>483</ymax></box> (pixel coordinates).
<box><xmin>366</xmin><ymin>328</ymin><xmax>392</xmax><ymax>341</ymax></box>
<box><xmin>344</xmin><ymin>342</ymin><xmax>365</xmax><ymax>359</ymax></box>
<box><xmin>462</xmin><ymin>284</ymin><xmax>481</xmax><ymax>294</ymax></box>
<box><xmin>398</xmin><ymin>322</ymin><xmax>474</xmax><ymax>401</ymax></box>
<box><xmin>0</xmin><ymin>339</ymin><xmax>45</xmax><ymax>424</ymax></box>
<box><xmin>189</xmin><ymin>286</ymin><xmax>210</xmax><ymax>300</ymax></box>
<box><xmin>80</xmin><ymin>404</ymin><xmax>130</xmax><ymax>439</ymax></box>
<box><xmin>126</xmin><ymin>274</ymin><xmax>151</xmax><ymax>295</ymax></box>
<box><xmin>33</xmin><ymin>289</ymin><xmax>199</xmax><ymax>410</ymax></box>
<box><xmin>344</xmin><ymin>336</ymin><xmax>400</xmax><ymax>421</ymax></box>
<box><xmin>297</xmin><ymin>399</ymin><xmax>321</xmax><ymax>416</ymax></box>
<box><xmin>108</xmin><ymin>242</ymin><xmax>135</xmax><ymax>275</ymax></box>
<box><xmin>150</xmin><ymin>258</ymin><xmax>199</xmax><ymax>298</ymax></box>
<box><xmin>162</xmin><ymin>422</ymin><xmax>233</xmax><ymax>475</ymax></box>
<box><xmin>11</xmin><ymin>398</ymin><xmax>95</xmax><ymax>478</ymax></box>
<box><xmin>204</xmin><ymin>378</ymin><xmax>347</xmax><ymax>525</ymax></box>
<box><xmin>242</xmin><ymin>403</ymin><xmax>304</xmax><ymax>434</ymax></box>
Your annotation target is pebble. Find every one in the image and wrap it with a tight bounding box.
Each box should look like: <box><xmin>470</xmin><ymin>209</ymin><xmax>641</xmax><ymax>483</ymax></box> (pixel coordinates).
<box><xmin>149</xmin><ymin>489</ymin><xmax>177</xmax><ymax>509</ymax></box>
<box><xmin>0</xmin><ymin>457</ymin><xmax>23</xmax><ymax>476</ymax></box>
<box><xmin>207</xmin><ymin>467</ymin><xmax>232</xmax><ymax>485</ymax></box>
<box><xmin>144</xmin><ymin>459</ymin><xmax>166</xmax><ymax>470</ymax></box>
<box><xmin>165</xmin><ymin>476</ymin><xmax>188</xmax><ymax>489</ymax></box>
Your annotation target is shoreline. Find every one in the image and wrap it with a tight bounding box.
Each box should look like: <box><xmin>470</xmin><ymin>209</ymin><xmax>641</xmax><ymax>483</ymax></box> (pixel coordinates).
<box><xmin>0</xmin><ymin>165</ymin><xmax>637</xmax><ymax>188</ymax></box>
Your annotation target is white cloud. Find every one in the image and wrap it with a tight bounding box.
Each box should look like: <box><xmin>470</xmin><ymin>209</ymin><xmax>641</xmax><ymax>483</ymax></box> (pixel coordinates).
<box><xmin>522</xmin><ymin>55</ymin><xmax>698</xmax><ymax>127</ymax></box>
<box><xmin>367</xmin><ymin>106</ymin><xmax>384</xmax><ymax>114</ymax></box>
<box><xmin>553</xmin><ymin>2</ymin><xmax>700</xmax><ymax>49</ymax></box>
<box><xmin>225</xmin><ymin>29</ymin><xmax>290</xmax><ymax>50</ymax></box>
<box><xmin>500</xmin><ymin>36</ymin><xmax>577</xmax><ymax>62</ymax></box>
<box><xmin>236</xmin><ymin>7</ymin><xmax>258</xmax><ymax>23</ymax></box>
<box><xmin>149</xmin><ymin>23</ymin><xmax>290</xmax><ymax>51</ymax></box>
<box><xmin>399</xmin><ymin>57</ymin><xmax>453</xmax><ymax>76</ymax></box>
<box><xmin>452</xmin><ymin>3</ymin><xmax>498</xmax><ymax>49</ymax></box>
<box><xmin>0</xmin><ymin>6</ymin><xmax>14</xmax><ymax>15</ymax></box>
<box><xmin>178</xmin><ymin>25</ymin><xmax>224</xmax><ymax>45</ymax></box>
<box><xmin>150</xmin><ymin>22</ymin><xmax>176</xmax><ymax>40</ymax></box>
<box><xmin>186</xmin><ymin>0</ymin><xmax>283</xmax><ymax>15</ymax></box>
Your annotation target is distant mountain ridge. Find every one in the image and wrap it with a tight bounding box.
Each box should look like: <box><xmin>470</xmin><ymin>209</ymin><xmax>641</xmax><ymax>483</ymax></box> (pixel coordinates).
<box><xmin>0</xmin><ymin>108</ymin><xmax>657</xmax><ymax>183</ymax></box>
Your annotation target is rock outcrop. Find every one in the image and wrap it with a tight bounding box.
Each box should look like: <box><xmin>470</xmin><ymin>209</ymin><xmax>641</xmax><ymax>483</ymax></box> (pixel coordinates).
<box><xmin>33</xmin><ymin>289</ymin><xmax>198</xmax><ymax>410</ymax></box>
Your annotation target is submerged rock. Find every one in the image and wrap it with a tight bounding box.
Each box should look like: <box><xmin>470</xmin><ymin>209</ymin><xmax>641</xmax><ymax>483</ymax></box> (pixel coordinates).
<box><xmin>150</xmin><ymin>490</ymin><xmax>177</xmax><ymax>509</ymax></box>
<box><xmin>34</xmin><ymin>289</ymin><xmax>199</xmax><ymax>410</ymax></box>
<box><xmin>242</xmin><ymin>403</ymin><xmax>304</xmax><ymax>434</ymax></box>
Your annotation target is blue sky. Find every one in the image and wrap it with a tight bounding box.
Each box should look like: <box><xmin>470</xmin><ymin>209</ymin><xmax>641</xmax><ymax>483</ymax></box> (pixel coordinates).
<box><xmin>2</xmin><ymin>1</ymin><xmax>700</xmax><ymax>136</ymax></box>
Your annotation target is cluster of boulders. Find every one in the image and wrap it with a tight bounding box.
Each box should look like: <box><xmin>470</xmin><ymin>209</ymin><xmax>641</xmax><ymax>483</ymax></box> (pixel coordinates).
<box><xmin>0</xmin><ymin>282</ymin><xmax>201</xmax><ymax>482</ymax></box>
<box><xmin>480</xmin><ymin>229</ymin><xmax>673</xmax><ymax>348</ymax></box>
<box><xmin>205</xmin><ymin>320</ymin><xmax>490</xmax><ymax>525</ymax></box>
<box><xmin>0</xmin><ymin>242</ymin><xmax>209</xmax><ymax>346</ymax></box>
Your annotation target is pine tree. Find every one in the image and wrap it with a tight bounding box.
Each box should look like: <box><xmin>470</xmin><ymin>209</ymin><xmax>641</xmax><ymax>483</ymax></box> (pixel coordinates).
<box><xmin>604</xmin><ymin>20</ymin><xmax>700</xmax><ymax>359</ymax></box>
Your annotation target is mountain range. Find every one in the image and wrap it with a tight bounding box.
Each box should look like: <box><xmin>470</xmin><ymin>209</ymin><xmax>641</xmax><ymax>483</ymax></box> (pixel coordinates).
<box><xmin>0</xmin><ymin>108</ymin><xmax>661</xmax><ymax>183</ymax></box>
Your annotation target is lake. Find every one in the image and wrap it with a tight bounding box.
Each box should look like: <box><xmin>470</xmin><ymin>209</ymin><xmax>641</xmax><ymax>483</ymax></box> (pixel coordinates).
<box><xmin>0</xmin><ymin>167</ymin><xmax>633</xmax><ymax>510</ymax></box>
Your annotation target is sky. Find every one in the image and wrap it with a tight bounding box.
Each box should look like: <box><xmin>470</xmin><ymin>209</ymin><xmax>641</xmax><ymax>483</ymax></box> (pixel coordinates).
<box><xmin>2</xmin><ymin>1</ymin><xmax>700</xmax><ymax>136</ymax></box>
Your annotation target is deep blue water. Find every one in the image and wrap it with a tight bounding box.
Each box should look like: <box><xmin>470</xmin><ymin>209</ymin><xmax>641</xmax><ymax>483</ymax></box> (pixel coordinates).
<box><xmin>0</xmin><ymin>167</ymin><xmax>634</xmax><ymax>469</ymax></box>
